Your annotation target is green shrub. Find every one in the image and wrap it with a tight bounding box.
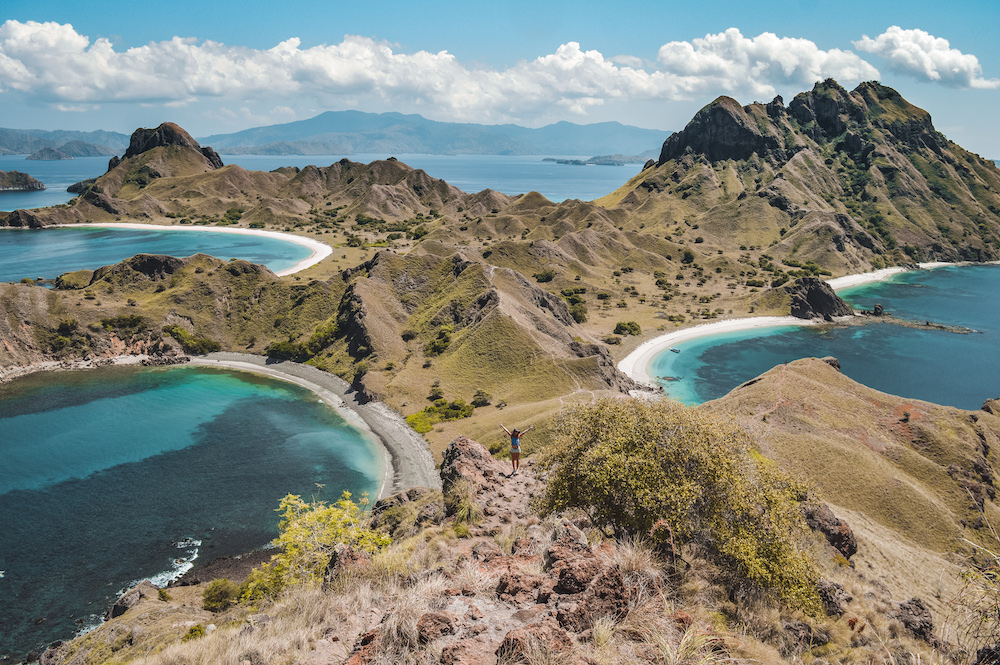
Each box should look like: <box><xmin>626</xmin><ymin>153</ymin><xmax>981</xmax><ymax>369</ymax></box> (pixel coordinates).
<box><xmin>241</xmin><ymin>492</ymin><xmax>388</xmax><ymax>601</ymax></box>
<box><xmin>102</xmin><ymin>314</ymin><xmax>147</xmax><ymax>331</ymax></box>
<box><xmin>471</xmin><ymin>390</ymin><xmax>492</xmax><ymax>407</ymax></box>
<box><xmin>569</xmin><ymin>303</ymin><xmax>588</xmax><ymax>323</ymax></box>
<box><xmin>202</xmin><ymin>578</ymin><xmax>240</xmax><ymax>612</ymax></box>
<box><xmin>162</xmin><ymin>325</ymin><xmax>221</xmax><ymax>354</ymax></box>
<box><xmin>614</xmin><ymin>321</ymin><xmax>641</xmax><ymax>336</ymax></box>
<box><xmin>539</xmin><ymin>398</ymin><xmax>820</xmax><ymax>612</ymax></box>
<box><xmin>533</xmin><ymin>269</ymin><xmax>555</xmax><ymax>283</ymax></box>
<box><xmin>425</xmin><ymin>325</ymin><xmax>452</xmax><ymax>356</ymax></box>
<box><xmin>182</xmin><ymin>624</ymin><xmax>205</xmax><ymax>642</ymax></box>
<box><xmin>158</xmin><ymin>588</ymin><xmax>171</xmax><ymax>602</ymax></box>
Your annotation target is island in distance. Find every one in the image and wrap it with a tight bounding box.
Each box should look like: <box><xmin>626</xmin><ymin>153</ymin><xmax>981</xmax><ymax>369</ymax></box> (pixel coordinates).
<box><xmin>0</xmin><ymin>170</ymin><xmax>45</xmax><ymax>191</ymax></box>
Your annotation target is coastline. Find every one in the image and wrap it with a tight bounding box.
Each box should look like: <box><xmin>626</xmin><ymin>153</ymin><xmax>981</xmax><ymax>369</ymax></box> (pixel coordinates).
<box><xmin>0</xmin><ymin>352</ymin><xmax>440</xmax><ymax>499</ymax></box>
<box><xmin>617</xmin><ymin>261</ymin><xmax>966</xmax><ymax>388</ymax></box>
<box><xmin>50</xmin><ymin>222</ymin><xmax>333</xmax><ymax>276</ymax></box>
<box><xmin>189</xmin><ymin>352</ymin><xmax>440</xmax><ymax>499</ymax></box>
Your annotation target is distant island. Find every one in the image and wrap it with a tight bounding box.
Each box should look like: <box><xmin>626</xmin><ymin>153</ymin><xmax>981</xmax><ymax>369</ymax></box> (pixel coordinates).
<box><xmin>0</xmin><ymin>169</ymin><xmax>45</xmax><ymax>191</ymax></box>
<box><xmin>27</xmin><ymin>147</ymin><xmax>73</xmax><ymax>160</ymax></box>
<box><xmin>199</xmin><ymin>110</ymin><xmax>669</xmax><ymax>156</ymax></box>
<box><xmin>543</xmin><ymin>149</ymin><xmax>659</xmax><ymax>166</ymax></box>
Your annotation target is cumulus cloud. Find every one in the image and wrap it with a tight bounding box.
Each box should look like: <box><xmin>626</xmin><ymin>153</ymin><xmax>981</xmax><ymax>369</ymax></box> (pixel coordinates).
<box><xmin>854</xmin><ymin>26</ymin><xmax>1000</xmax><ymax>89</ymax></box>
<box><xmin>657</xmin><ymin>28</ymin><xmax>880</xmax><ymax>100</ymax></box>
<box><xmin>0</xmin><ymin>20</ymin><xmax>888</xmax><ymax>127</ymax></box>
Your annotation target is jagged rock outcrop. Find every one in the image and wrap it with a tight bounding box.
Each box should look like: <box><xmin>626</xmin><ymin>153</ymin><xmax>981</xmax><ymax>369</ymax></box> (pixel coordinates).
<box><xmin>122</xmin><ymin>122</ymin><xmax>223</xmax><ymax>169</ymax></box>
<box><xmin>439</xmin><ymin>435</ymin><xmax>507</xmax><ymax>498</ymax></box>
<box><xmin>781</xmin><ymin>277</ymin><xmax>856</xmax><ymax>319</ymax></box>
<box><xmin>106</xmin><ymin>580</ymin><xmax>158</xmax><ymax>619</ymax></box>
<box><xmin>659</xmin><ymin>95</ymin><xmax>785</xmax><ymax>164</ymax></box>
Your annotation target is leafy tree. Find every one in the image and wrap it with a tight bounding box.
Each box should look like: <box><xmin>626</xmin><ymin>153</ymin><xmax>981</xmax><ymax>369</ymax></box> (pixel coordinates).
<box><xmin>202</xmin><ymin>578</ymin><xmax>240</xmax><ymax>612</ymax></box>
<box><xmin>241</xmin><ymin>492</ymin><xmax>389</xmax><ymax>600</ymax></box>
<box><xmin>614</xmin><ymin>321</ymin><xmax>641</xmax><ymax>336</ymax></box>
<box><xmin>471</xmin><ymin>390</ymin><xmax>492</xmax><ymax>407</ymax></box>
<box><xmin>539</xmin><ymin>398</ymin><xmax>819</xmax><ymax>611</ymax></box>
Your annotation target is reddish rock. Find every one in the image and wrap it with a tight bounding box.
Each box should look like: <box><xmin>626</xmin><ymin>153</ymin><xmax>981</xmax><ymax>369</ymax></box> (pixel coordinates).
<box><xmin>557</xmin><ymin>567</ymin><xmax>628</xmax><ymax>632</ymax></box>
<box><xmin>441</xmin><ymin>639</ymin><xmax>498</xmax><ymax>665</ymax></box>
<box><xmin>554</xmin><ymin>558</ymin><xmax>604</xmax><ymax>594</ymax></box>
<box><xmin>440</xmin><ymin>436</ymin><xmax>507</xmax><ymax>498</ymax></box>
<box><xmin>417</xmin><ymin>612</ymin><xmax>457</xmax><ymax>643</ymax></box>
<box><xmin>511</xmin><ymin>537</ymin><xmax>534</xmax><ymax>555</ymax></box>
<box><xmin>497</xmin><ymin>571</ymin><xmax>549</xmax><ymax>604</ymax></box>
<box><xmin>804</xmin><ymin>503</ymin><xmax>857</xmax><ymax>559</ymax></box>
<box><xmin>497</xmin><ymin>619</ymin><xmax>573</xmax><ymax>661</ymax></box>
<box><xmin>473</xmin><ymin>540</ymin><xmax>503</xmax><ymax>562</ymax></box>
<box><xmin>345</xmin><ymin>628</ymin><xmax>379</xmax><ymax>665</ymax></box>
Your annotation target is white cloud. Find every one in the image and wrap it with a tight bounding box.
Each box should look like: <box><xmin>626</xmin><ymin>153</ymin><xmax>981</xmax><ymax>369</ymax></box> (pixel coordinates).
<box><xmin>854</xmin><ymin>27</ymin><xmax>999</xmax><ymax>89</ymax></box>
<box><xmin>0</xmin><ymin>20</ymin><xmax>887</xmax><ymax>128</ymax></box>
<box><xmin>657</xmin><ymin>28</ymin><xmax>880</xmax><ymax>100</ymax></box>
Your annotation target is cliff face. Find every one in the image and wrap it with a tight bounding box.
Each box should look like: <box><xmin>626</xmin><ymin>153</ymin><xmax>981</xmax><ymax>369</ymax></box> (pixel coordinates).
<box><xmin>607</xmin><ymin>79</ymin><xmax>1000</xmax><ymax>273</ymax></box>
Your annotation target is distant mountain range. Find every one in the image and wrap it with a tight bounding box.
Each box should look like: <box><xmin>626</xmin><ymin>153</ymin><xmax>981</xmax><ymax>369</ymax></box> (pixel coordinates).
<box><xmin>0</xmin><ymin>128</ymin><xmax>130</xmax><ymax>157</ymax></box>
<box><xmin>198</xmin><ymin>111</ymin><xmax>669</xmax><ymax>156</ymax></box>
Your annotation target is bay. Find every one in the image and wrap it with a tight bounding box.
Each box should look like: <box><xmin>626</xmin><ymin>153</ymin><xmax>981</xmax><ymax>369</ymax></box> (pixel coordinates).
<box><xmin>0</xmin><ymin>226</ymin><xmax>314</xmax><ymax>283</ymax></box>
<box><xmin>649</xmin><ymin>265</ymin><xmax>1000</xmax><ymax>409</ymax></box>
<box><xmin>0</xmin><ymin>365</ymin><xmax>381</xmax><ymax>660</ymax></box>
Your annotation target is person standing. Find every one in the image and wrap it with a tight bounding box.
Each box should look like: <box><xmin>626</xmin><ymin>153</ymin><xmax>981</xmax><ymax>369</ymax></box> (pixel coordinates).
<box><xmin>500</xmin><ymin>423</ymin><xmax>533</xmax><ymax>476</ymax></box>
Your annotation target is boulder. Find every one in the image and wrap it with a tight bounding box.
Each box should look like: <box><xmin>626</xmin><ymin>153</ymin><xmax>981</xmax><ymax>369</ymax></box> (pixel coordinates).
<box><xmin>496</xmin><ymin>571</ymin><xmax>550</xmax><ymax>604</ymax></box>
<box><xmin>441</xmin><ymin>639</ymin><xmax>498</xmax><ymax>665</ymax></box>
<box><xmin>416</xmin><ymin>611</ymin><xmax>456</xmax><ymax>643</ymax></box>
<box><xmin>804</xmin><ymin>502</ymin><xmax>858</xmax><ymax>559</ymax></box>
<box><xmin>107</xmin><ymin>580</ymin><xmax>158</xmax><ymax>619</ymax></box>
<box><xmin>556</xmin><ymin>566</ymin><xmax>628</xmax><ymax>632</ymax></box>
<box><xmin>345</xmin><ymin>628</ymin><xmax>379</xmax><ymax>665</ymax></box>
<box><xmin>497</xmin><ymin>618</ymin><xmax>573</xmax><ymax>661</ymax></box>
<box><xmin>817</xmin><ymin>579</ymin><xmax>853</xmax><ymax>616</ymax></box>
<box><xmin>780</xmin><ymin>277</ymin><xmax>855</xmax><ymax>319</ymax></box>
<box><xmin>554</xmin><ymin>557</ymin><xmax>604</xmax><ymax>594</ymax></box>
<box><xmin>894</xmin><ymin>597</ymin><xmax>934</xmax><ymax>642</ymax></box>
<box><xmin>439</xmin><ymin>435</ymin><xmax>507</xmax><ymax>497</ymax></box>
<box><xmin>326</xmin><ymin>544</ymin><xmax>371</xmax><ymax>581</ymax></box>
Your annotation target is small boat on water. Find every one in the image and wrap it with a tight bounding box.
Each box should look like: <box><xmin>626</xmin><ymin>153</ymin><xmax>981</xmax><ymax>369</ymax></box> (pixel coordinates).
<box><xmin>670</xmin><ymin>347</ymin><xmax>681</xmax><ymax>353</ymax></box>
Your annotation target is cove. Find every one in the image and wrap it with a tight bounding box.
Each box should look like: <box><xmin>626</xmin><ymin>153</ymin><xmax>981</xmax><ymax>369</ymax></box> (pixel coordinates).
<box><xmin>649</xmin><ymin>265</ymin><xmax>1000</xmax><ymax>409</ymax></box>
<box><xmin>0</xmin><ymin>364</ymin><xmax>381</xmax><ymax>660</ymax></box>
<box><xmin>0</xmin><ymin>225</ymin><xmax>317</xmax><ymax>283</ymax></box>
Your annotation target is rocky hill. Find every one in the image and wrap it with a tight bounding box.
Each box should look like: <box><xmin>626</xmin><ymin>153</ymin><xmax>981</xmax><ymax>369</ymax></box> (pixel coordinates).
<box><xmin>37</xmin><ymin>384</ymin><xmax>1000</xmax><ymax>665</ymax></box>
<box><xmin>599</xmin><ymin>80</ymin><xmax>1000</xmax><ymax>275</ymax></box>
<box><xmin>0</xmin><ymin>127</ymin><xmax>128</xmax><ymax>156</ymax></box>
<box><xmin>0</xmin><ymin>169</ymin><xmax>44</xmax><ymax>191</ymax></box>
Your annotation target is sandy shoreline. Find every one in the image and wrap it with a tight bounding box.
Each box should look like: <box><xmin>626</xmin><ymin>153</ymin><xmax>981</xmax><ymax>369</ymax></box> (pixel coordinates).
<box><xmin>618</xmin><ymin>261</ymin><xmax>970</xmax><ymax>388</ymax></box>
<box><xmin>188</xmin><ymin>353</ymin><xmax>439</xmax><ymax>498</ymax></box>
<box><xmin>51</xmin><ymin>222</ymin><xmax>333</xmax><ymax>276</ymax></box>
<box><xmin>0</xmin><ymin>352</ymin><xmax>439</xmax><ymax>499</ymax></box>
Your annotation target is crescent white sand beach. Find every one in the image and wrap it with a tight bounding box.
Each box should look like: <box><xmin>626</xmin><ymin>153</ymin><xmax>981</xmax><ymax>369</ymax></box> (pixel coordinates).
<box><xmin>53</xmin><ymin>223</ymin><xmax>333</xmax><ymax>276</ymax></box>
<box><xmin>188</xmin><ymin>353</ymin><xmax>441</xmax><ymax>499</ymax></box>
<box><xmin>618</xmin><ymin>262</ymin><xmax>964</xmax><ymax>388</ymax></box>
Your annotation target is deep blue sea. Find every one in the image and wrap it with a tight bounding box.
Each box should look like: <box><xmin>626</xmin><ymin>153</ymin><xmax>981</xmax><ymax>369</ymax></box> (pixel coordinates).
<box><xmin>0</xmin><ymin>365</ymin><xmax>381</xmax><ymax>660</ymax></box>
<box><xmin>0</xmin><ymin>154</ymin><xmax>640</xmax><ymax>212</ymax></box>
<box><xmin>649</xmin><ymin>265</ymin><xmax>1000</xmax><ymax>408</ymax></box>
<box><xmin>0</xmin><ymin>226</ymin><xmax>314</xmax><ymax>283</ymax></box>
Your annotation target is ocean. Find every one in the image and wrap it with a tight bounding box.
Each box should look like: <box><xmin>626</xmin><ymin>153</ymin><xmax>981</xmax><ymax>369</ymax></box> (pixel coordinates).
<box><xmin>0</xmin><ymin>365</ymin><xmax>381</xmax><ymax>660</ymax></box>
<box><xmin>0</xmin><ymin>153</ymin><xmax>641</xmax><ymax>212</ymax></box>
<box><xmin>649</xmin><ymin>264</ymin><xmax>1000</xmax><ymax>409</ymax></box>
<box><xmin>0</xmin><ymin>225</ymin><xmax>314</xmax><ymax>283</ymax></box>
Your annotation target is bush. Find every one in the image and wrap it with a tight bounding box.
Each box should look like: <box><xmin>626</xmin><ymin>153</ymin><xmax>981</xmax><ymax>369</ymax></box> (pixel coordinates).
<box><xmin>569</xmin><ymin>303</ymin><xmax>588</xmax><ymax>323</ymax></box>
<box><xmin>241</xmin><ymin>492</ymin><xmax>389</xmax><ymax>601</ymax></box>
<box><xmin>533</xmin><ymin>269</ymin><xmax>555</xmax><ymax>283</ymax></box>
<box><xmin>614</xmin><ymin>321</ymin><xmax>641</xmax><ymax>336</ymax></box>
<box><xmin>539</xmin><ymin>398</ymin><xmax>820</xmax><ymax>612</ymax></box>
<box><xmin>162</xmin><ymin>325</ymin><xmax>221</xmax><ymax>354</ymax></box>
<box><xmin>202</xmin><ymin>578</ymin><xmax>240</xmax><ymax>612</ymax></box>
<box><xmin>471</xmin><ymin>390</ymin><xmax>492</xmax><ymax>407</ymax></box>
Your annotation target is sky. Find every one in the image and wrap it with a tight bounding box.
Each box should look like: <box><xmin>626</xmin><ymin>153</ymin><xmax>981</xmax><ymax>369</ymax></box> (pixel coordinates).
<box><xmin>1</xmin><ymin>0</ymin><xmax>999</xmax><ymax>156</ymax></box>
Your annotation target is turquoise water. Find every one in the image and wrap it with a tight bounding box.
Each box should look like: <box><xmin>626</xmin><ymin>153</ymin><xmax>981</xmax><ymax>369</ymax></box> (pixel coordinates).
<box><xmin>0</xmin><ymin>365</ymin><xmax>381</xmax><ymax>660</ymax></box>
<box><xmin>0</xmin><ymin>156</ymin><xmax>110</xmax><ymax>211</ymax></box>
<box><xmin>649</xmin><ymin>265</ymin><xmax>1000</xmax><ymax>409</ymax></box>
<box><xmin>0</xmin><ymin>226</ymin><xmax>313</xmax><ymax>283</ymax></box>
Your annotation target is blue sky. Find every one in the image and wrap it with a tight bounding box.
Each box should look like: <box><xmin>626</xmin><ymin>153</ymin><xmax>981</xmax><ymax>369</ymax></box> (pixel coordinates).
<box><xmin>2</xmin><ymin>0</ymin><xmax>999</xmax><ymax>155</ymax></box>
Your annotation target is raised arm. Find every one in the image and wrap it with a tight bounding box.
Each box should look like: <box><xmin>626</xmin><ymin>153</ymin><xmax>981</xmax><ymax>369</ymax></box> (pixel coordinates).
<box><xmin>522</xmin><ymin>425</ymin><xmax>535</xmax><ymax>435</ymax></box>
<box><xmin>500</xmin><ymin>423</ymin><xmax>512</xmax><ymax>436</ymax></box>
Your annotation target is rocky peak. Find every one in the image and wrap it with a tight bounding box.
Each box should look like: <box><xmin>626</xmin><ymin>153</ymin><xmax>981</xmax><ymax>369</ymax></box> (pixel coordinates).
<box><xmin>658</xmin><ymin>95</ymin><xmax>783</xmax><ymax>164</ymax></box>
<box><xmin>121</xmin><ymin>122</ymin><xmax>223</xmax><ymax>169</ymax></box>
